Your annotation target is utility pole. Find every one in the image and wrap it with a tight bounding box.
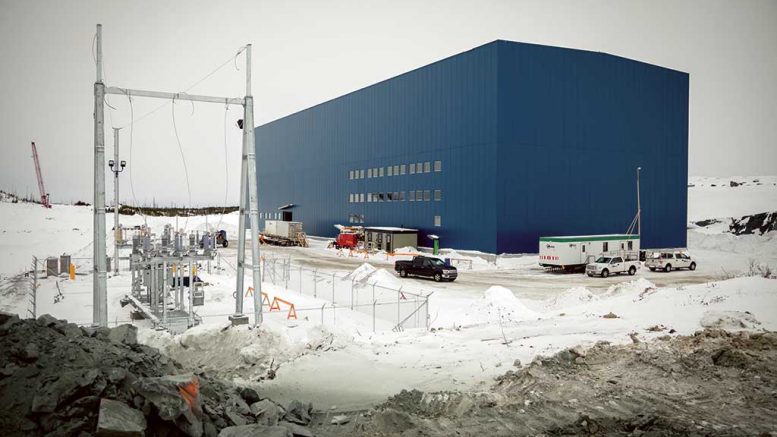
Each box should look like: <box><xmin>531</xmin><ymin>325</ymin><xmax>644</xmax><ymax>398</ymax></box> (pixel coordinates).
<box><xmin>93</xmin><ymin>24</ymin><xmax>108</xmax><ymax>327</ymax></box>
<box><xmin>109</xmin><ymin>128</ymin><xmax>126</xmax><ymax>274</ymax></box>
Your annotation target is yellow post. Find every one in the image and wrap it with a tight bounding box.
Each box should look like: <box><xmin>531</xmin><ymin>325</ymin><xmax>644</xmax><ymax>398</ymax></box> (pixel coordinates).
<box><xmin>193</xmin><ymin>265</ymin><xmax>197</xmax><ymax>276</ymax></box>
<box><xmin>69</xmin><ymin>262</ymin><xmax>75</xmax><ymax>280</ymax></box>
<box><xmin>172</xmin><ymin>263</ymin><xmax>177</xmax><ymax>274</ymax></box>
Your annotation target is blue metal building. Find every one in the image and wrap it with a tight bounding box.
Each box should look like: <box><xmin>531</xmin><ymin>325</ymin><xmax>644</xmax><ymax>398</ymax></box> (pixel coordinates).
<box><xmin>255</xmin><ymin>40</ymin><xmax>688</xmax><ymax>254</ymax></box>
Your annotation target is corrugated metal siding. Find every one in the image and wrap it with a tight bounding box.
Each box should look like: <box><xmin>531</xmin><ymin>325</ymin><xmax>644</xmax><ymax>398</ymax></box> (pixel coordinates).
<box><xmin>496</xmin><ymin>41</ymin><xmax>688</xmax><ymax>252</ymax></box>
<box><xmin>256</xmin><ymin>40</ymin><xmax>688</xmax><ymax>253</ymax></box>
<box><xmin>256</xmin><ymin>42</ymin><xmax>499</xmax><ymax>252</ymax></box>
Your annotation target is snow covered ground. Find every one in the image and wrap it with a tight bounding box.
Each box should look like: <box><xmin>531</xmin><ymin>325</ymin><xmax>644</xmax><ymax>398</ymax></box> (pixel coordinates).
<box><xmin>1</xmin><ymin>176</ymin><xmax>776</xmax><ymax>411</ymax></box>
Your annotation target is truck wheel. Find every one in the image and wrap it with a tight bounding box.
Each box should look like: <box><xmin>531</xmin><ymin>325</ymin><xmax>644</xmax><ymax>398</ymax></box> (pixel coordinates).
<box><xmin>628</xmin><ymin>266</ymin><xmax>636</xmax><ymax>276</ymax></box>
<box><xmin>689</xmin><ymin>262</ymin><xmax>696</xmax><ymax>271</ymax></box>
<box><xmin>400</xmin><ymin>269</ymin><xmax>407</xmax><ymax>278</ymax></box>
<box><xmin>434</xmin><ymin>273</ymin><xmax>442</xmax><ymax>282</ymax></box>
<box><xmin>222</xmin><ymin>240</ymin><xmax>228</xmax><ymax>248</ymax></box>
<box><xmin>601</xmin><ymin>269</ymin><xmax>609</xmax><ymax>278</ymax></box>
<box><xmin>664</xmin><ymin>264</ymin><xmax>672</xmax><ymax>272</ymax></box>
<box><xmin>649</xmin><ymin>267</ymin><xmax>655</xmax><ymax>271</ymax></box>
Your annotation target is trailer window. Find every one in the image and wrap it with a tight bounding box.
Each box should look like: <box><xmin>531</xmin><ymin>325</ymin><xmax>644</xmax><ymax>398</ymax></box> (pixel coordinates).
<box><xmin>628</xmin><ymin>241</ymin><xmax>633</xmax><ymax>250</ymax></box>
<box><xmin>603</xmin><ymin>242</ymin><xmax>609</xmax><ymax>252</ymax></box>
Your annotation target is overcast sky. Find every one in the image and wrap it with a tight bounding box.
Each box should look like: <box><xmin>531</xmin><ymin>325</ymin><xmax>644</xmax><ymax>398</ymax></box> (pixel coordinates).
<box><xmin>0</xmin><ymin>0</ymin><xmax>775</xmax><ymax>206</ymax></box>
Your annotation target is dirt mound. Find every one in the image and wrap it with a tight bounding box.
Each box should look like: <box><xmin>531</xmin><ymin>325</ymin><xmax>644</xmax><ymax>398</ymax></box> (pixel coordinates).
<box><xmin>310</xmin><ymin>330</ymin><xmax>777</xmax><ymax>436</ymax></box>
<box><xmin>0</xmin><ymin>312</ymin><xmax>315</xmax><ymax>437</ymax></box>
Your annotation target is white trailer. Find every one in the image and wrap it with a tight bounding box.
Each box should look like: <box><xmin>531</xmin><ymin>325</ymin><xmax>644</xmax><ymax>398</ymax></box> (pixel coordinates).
<box><xmin>539</xmin><ymin>234</ymin><xmax>640</xmax><ymax>270</ymax></box>
<box><xmin>262</xmin><ymin>220</ymin><xmax>307</xmax><ymax>246</ymax></box>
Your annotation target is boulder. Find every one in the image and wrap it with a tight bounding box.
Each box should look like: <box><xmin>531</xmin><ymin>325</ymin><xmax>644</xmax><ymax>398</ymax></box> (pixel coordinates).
<box><xmin>218</xmin><ymin>424</ymin><xmax>291</xmax><ymax>437</ymax></box>
<box><xmin>250</xmin><ymin>399</ymin><xmax>281</xmax><ymax>426</ymax></box>
<box><xmin>283</xmin><ymin>400</ymin><xmax>312</xmax><ymax>425</ymax></box>
<box><xmin>237</xmin><ymin>386</ymin><xmax>261</xmax><ymax>405</ymax></box>
<box><xmin>280</xmin><ymin>421</ymin><xmax>314</xmax><ymax>437</ymax></box>
<box><xmin>133</xmin><ymin>374</ymin><xmax>202</xmax><ymax>437</ymax></box>
<box><xmin>31</xmin><ymin>369</ymin><xmax>101</xmax><ymax>413</ymax></box>
<box><xmin>96</xmin><ymin>398</ymin><xmax>146</xmax><ymax>437</ymax></box>
<box><xmin>37</xmin><ymin>313</ymin><xmax>62</xmax><ymax>328</ymax></box>
<box><xmin>108</xmin><ymin>324</ymin><xmax>138</xmax><ymax>346</ymax></box>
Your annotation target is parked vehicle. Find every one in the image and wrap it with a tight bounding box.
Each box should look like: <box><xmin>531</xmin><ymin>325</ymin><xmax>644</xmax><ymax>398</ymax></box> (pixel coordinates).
<box><xmin>539</xmin><ymin>234</ymin><xmax>640</xmax><ymax>271</ymax></box>
<box><xmin>644</xmin><ymin>251</ymin><xmax>696</xmax><ymax>272</ymax></box>
<box><xmin>586</xmin><ymin>254</ymin><xmax>640</xmax><ymax>278</ymax></box>
<box><xmin>334</xmin><ymin>232</ymin><xmax>361</xmax><ymax>249</ymax></box>
<box><xmin>395</xmin><ymin>256</ymin><xmax>457</xmax><ymax>282</ymax></box>
<box><xmin>261</xmin><ymin>220</ymin><xmax>308</xmax><ymax>247</ymax></box>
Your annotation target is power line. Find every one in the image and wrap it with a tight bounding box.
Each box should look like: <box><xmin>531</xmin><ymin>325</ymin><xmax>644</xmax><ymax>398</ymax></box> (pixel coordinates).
<box><xmin>171</xmin><ymin>98</ymin><xmax>193</xmax><ymax>231</ymax></box>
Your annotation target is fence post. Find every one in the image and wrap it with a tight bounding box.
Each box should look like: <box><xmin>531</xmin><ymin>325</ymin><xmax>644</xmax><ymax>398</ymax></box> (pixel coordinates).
<box><xmin>284</xmin><ymin>260</ymin><xmax>288</xmax><ymax>290</ymax></box>
<box><xmin>299</xmin><ymin>265</ymin><xmax>302</xmax><ymax>293</ymax></box>
<box><xmin>321</xmin><ymin>303</ymin><xmax>326</xmax><ymax>325</ymax></box>
<box><xmin>29</xmin><ymin>257</ymin><xmax>37</xmax><ymax>319</ymax></box>
<box><xmin>332</xmin><ymin>273</ymin><xmax>335</xmax><ymax>303</ymax></box>
<box><xmin>350</xmin><ymin>278</ymin><xmax>355</xmax><ymax>309</ymax></box>
<box><xmin>313</xmin><ymin>269</ymin><xmax>317</xmax><ymax>298</ymax></box>
<box><xmin>373</xmin><ymin>299</ymin><xmax>377</xmax><ymax>332</ymax></box>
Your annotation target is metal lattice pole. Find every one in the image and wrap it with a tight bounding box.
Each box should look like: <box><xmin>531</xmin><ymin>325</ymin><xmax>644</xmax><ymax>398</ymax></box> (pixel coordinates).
<box><xmin>30</xmin><ymin>257</ymin><xmax>37</xmax><ymax>319</ymax></box>
<box><xmin>92</xmin><ymin>24</ymin><xmax>108</xmax><ymax>327</ymax></box>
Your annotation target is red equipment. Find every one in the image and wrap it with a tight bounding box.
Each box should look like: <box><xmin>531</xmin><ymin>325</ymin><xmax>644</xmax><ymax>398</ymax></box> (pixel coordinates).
<box><xmin>335</xmin><ymin>232</ymin><xmax>360</xmax><ymax>249</ymax></box>
<box><xmin>30</xmin><ymin>142</ymin><xmax>51</xmax><ymax>208</ymax></box>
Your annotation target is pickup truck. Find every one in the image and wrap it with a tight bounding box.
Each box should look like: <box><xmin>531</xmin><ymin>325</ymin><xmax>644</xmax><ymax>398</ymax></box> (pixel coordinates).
<box><xmin>586</xmin><ymin>255</ymin><xmax>639</xmax><ymax>278</ymax></box>
<box><xmin>395</xmin><ymin>256</ymin><xmax>457</xmax><ymax>282</ymax></box>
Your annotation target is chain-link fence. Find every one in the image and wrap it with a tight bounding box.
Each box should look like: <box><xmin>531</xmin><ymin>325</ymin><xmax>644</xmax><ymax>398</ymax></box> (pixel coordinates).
<box><xmin>261</xmin><ymin>256</ymin><xmax>430</xmax><ymax>331</ymax></box>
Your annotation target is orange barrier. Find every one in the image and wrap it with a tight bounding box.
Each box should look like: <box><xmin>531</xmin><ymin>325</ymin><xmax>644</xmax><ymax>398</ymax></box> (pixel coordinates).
<box><xmin>245</xmin><ymin>287</ymin><xmax>272</xmax><ymax>307</ymax></box>
<box><xmin>69</xmin><ymin>262</ymin><xmax>75</xmax><ymax>281</ymax></box>
<box><xmin>386</xmin><ymin>252</ymin><xmax>418</xmax><ymax>260</ymax></box>
<box><xmin>268</xmin><ymin>296</ymin><xmax>298</xmax><ymax>320</ymax></box>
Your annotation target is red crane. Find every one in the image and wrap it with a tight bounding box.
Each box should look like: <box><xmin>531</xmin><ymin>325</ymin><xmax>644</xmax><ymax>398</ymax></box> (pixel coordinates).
<box><xmin>30</xmin><ymin>141</ymin><xmax>51</xmax><ymax>208</ymax></box>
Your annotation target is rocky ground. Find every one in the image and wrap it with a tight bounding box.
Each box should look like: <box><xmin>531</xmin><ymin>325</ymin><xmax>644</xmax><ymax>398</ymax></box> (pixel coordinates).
<box><xmin>310</xmin><ymin>329</ymin><xmax>777</xmax><ymax>436</ymax></box>
<box><xmin>2</xmin><ymin>311</ymin><xmax>776</xmax><ymax>436</ymax></box>
<box><xmin>0</xmin><ymin>312</ymin><xmax>316</xmax><ymax>437</ymax></box>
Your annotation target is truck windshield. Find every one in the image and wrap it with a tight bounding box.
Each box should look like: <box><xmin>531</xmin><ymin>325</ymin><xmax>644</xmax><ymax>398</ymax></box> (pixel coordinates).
<box><xmin>595</xmin><ymin>257</ymin><xmax>611</xmax><ymax>263</ymax></box>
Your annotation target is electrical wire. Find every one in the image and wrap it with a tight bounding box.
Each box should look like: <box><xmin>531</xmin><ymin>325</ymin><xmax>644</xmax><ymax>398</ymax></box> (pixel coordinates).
<box><xmin>118</xmin><ymin>46</ymin><xmax>246</xmax><ymax>130</ymax></box>
<box><xmin>171</xmin><ymin>98</ymin><xmax>193</xmax><ymax>231</ymax></box>
<box><xmin>126</xmin><ymin>93</ymin><xmax>145</xmax><ymax>220</ymax></box>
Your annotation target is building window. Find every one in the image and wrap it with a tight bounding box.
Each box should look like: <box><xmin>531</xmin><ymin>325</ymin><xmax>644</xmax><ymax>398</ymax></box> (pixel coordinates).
<box><xmin>378</xmin><ymin>192</ymin><xmax>384</xmax><ymax>202</ymax></box>
<box><xmin>367</xmin><ymin>168</ymin><xmax>372</xmax><ymax>178</ymax></box>
<box><xmin>359</xmin><ymin>169</ymin><xmax>364</xmax><ymax>178</ymax></box>
<box><xmin>434</xmin><ymin>190</ymin><xmax>442</xmax><ymax>201</ymax></box>
<box><xmin>423</xmin><ymin>190</ymin><xmax>431</xmax><ymax>201</ymax></box>
<box><xmin>434</xmin><ymin>215</ymin><xmax>441</xmax><ymax>227</ymax></box>
<box><xmin>393</xmin><ymin>165</ymin><xmax>399</xmax><ymax>175</ymax></box>
<box><xmin>379</xmin><ymin>167</ymin><xmax>384</xmax><ymax>177</ymax></box>
<box><xmin>400</xmin><ymin>164</ymin><xmax>406</xmax><ymax>175</ymax></box>
<box><xmin>424</xmin><ymin>162</ymin><xmax>431</xmax><ymax>173</ymax></box>
<box><xmin>367</xmin><ymin>193</ymin><xmax>372</xmax><ymax>202</ymax></box>
<box><xmin>349</xmin><ymin>170</ymin><xmax>353</xmax><ymax>180</ymax></box>
<box><xmin>359</xmin><ymin>193</ymin><xmax>364</xmax><ymax>203</ymax></box>
<box><xmin>416</xmin><ymin>190</ymin><xmax>423</xmax><ymax>201</ymax></box>
<box><xmin>349</xmin><ymin>193</ymin><xmax>353</xmax><ymax>203</ymax></box>
<box><xmin>387</xmin><ymin>166</ymin><xmax>393</xmax><ymax>177</ymax></box>
<box><xmin>417</xmin><ymin>163</ymin><xmax>423</xmax><ymax>173</ymax></box>
<box><xmin>386</xmin><ymin>192</ymin><xmax>393</xmax><ymax>202</ymax></box>
<box><xmin>434</xmin><ymin>160</ymin><xmax>441</xmax><ymax>172</ymax></box>
<box><xmin>409</xmin><ymin>191</ymin><xmax>415</xmax><ymax>201</ymax></box>
<box><xmin>394</xmin><ymin>192</ymin><xmax>399</xmax><ymax>202</ymax></box>
<box><xmin>409</xmin><ymin>164</ymin><xmax>415</xmax><ymax>175</ymax></box>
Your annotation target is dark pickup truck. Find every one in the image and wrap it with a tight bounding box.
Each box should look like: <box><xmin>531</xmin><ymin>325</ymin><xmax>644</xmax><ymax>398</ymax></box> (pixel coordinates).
<box><xmin>395</xmin><ymin>256</ymin><xmax>458</xmax><ymax>282</ymax></box>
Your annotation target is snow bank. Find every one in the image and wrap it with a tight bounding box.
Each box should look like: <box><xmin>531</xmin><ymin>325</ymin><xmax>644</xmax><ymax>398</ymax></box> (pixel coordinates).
<box><xmin>543</xmin><ymin>286</ymin><xmax>599</xmax><ymax>311</ymax></box>
<box><xmin>369</xmin><ymin>269</ymin><xmax>402</xmax><ymax>288</ymax></box>
<box><xmin>345</xmin><ymin>263</ymin><xmax>377</xmax><ymax>283</ymax></box>
<box><xmin>462</xmin><ymin>286</ymin><xmax>539</xmax><ymax>326</ymax></box>
<box><xmin>603</xmin><ymin>278</ymin><xmax>656</xmax><ymax>298</ymax></box>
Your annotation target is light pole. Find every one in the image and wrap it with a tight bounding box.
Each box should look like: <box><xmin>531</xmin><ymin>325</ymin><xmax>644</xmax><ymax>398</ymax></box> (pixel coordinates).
<box><xmin>108</xmin><ymin>127</ymin><xmax>126</xmax><ymax>275</ymax></box>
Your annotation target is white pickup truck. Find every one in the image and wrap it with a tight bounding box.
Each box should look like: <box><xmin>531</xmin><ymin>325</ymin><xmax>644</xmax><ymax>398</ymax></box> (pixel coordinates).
<box><xmin>586</xmin><ymin>255</ymin><xmax>639</xmax><ymax>278</ymax></box>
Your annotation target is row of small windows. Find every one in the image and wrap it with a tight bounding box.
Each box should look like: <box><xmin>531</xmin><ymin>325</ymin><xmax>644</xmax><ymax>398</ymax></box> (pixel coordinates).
<box><xmin>348</xmin><ymin>214</ymin><xmax>441</xmax><ymax>227</ymax></box>
<box><xmin>260</xmin><ymin>212</ymin><xmax>281</xmax><ymax>220</ymax></box>
<box><xmin>349</xmin><ymin>190</ymin><xmax>442</xmax><ymax>203</ymax></box>
<box><xmin>349</xmin><ymin>161</ymin><xmax>441</xmax><ymax>180</ymax></box>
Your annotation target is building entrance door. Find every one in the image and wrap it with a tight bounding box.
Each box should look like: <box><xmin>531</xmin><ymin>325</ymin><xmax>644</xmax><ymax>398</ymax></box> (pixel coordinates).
<box><xmin>282</xmin><ymin>211</ymin><xmax>292</xmax><ymax>221</ymax></box>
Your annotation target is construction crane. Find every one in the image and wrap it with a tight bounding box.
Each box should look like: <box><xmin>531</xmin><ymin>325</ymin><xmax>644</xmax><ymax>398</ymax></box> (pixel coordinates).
<box><xmin>30</xmin><ymin>141</ymin><xmax>51</xmax><ymax>208</ymax></box>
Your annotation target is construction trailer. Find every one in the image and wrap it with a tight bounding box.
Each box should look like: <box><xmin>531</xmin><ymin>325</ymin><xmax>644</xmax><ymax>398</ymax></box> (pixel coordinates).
<box><xmin>364</xmin><ymin>227</ymin><xmax>418</xmax><ymax>252</ymax></box>
<box><xmin>539</xmin><ymin>234</ymin><xmax>640</xmax><ymax>270</ymax></box>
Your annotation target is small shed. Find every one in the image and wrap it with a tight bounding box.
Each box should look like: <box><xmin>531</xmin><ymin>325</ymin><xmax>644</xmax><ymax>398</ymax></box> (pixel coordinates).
<box><xmin>364</xmin><ymin>227</ymin><xmax>418</xmax><ymax>252</ymax></box>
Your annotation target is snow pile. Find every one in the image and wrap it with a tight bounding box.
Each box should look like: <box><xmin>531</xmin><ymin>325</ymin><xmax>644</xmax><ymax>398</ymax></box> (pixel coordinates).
<box><xmin>543</xmin><ymin>286</ymin><xmax>599</xmax><ymax>311</ymax></box>
<box><xmin>462</xmin><ymin>286</ymin><xmax>539</xmax><ymax>326</ymax></box>
<box><xmin>345</xmin><ymin>263</ymin><xmax>377</xmax><ymax>283</ymax></box>
<box><xmin>603</xmin><ymin>278</ymin><xmax>656</xmax><ymax>298</ymax></box>
<box><xmin>394</xmin><ymin>246</ymin><xmax>420</xmax><ymax>254</ymax></box>
<box><xmin>700</xmin><ymin>310</ymin><xmax>763</xmax><ymax>331</ymax></box>
<box><xmin>443</xmin><ymin>249</ymin><xmax>493</xmax><ymax>269</ymax></box>
<box><xmin>369</xmin><ymin>269</ymin><xmax>403</xmax><ymax>288</ymax></box>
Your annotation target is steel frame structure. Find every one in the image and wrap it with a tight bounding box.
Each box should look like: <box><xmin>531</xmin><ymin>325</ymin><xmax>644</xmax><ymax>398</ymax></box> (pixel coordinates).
<box><xmin>92</xmin><ymin>24</ymin><xmax>262</xmax><ymax>327</ymax></box>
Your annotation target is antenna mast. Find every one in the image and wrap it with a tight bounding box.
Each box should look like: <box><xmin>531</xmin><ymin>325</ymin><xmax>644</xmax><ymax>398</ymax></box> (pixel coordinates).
<box><xmin>30</xmin><ymin>142</ymin><xmax>51</xmax><ymax>208</ymax></box>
